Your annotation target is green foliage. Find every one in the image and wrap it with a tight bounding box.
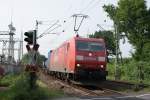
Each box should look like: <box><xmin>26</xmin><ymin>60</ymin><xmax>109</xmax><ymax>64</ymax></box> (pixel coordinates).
<box><xmin>0</xmin><ymin>73</ymin><xmax>64</xmax><ymax>100</ymax></box>
<box><xmin>133</xmin><ymin>42</ymin><xmax>150</xmax><ymax>61</ymax></box>
<box><xmin>21</xmin><ymin>52</ymin><xmax>46</xmax><ymax>66</ymax></box>
<box><xmin>89</xmin><ymin>31</ymin><xmax>116</xmax><ymax>55</ymax></box>
<box><xmin>37</xmin><ymin>54</ymin><xmax>47</xmax><ymax>66</ymax></box>
<box><xmin>103</xmin><ymin>4</ymin><xmax>117</xmax><ymax>21</ymax></box>
<box><xmin>9</xmin><ymin>74</ymin><xmax>48</xmax><ymax>100</ymax></box>
<box><xmin>103</xmin><ymin>0</ymin><xmax>150</xmax><ymax>61</ymax></box>
<box><xmin>21</xmin><ymin>53</ymin><xmax>31</xmax><ymax>64</ymax></box>
<box><xmin>107</xmin><ymin>61</ymin><xmax>115</xmax><ymax>80</ymax></box>
<box><xmin>0</xmin><ymin>74</ymin><xmax>19</xmax><ymax>86</ymax></box>
<box><xmin>107</xmin><ymin>59</ymin><xmax>150</xmax><ymax>84</ymax></box>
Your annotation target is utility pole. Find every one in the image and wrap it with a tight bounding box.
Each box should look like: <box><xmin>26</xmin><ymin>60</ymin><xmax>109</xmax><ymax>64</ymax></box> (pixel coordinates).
<box><xmin>114</xmin><ymin>21</ymin><xmax>122</xmax><ymax>80</ymax></box>
<box><xmin>8</xmin><ymin>22</ymin><xmax>16</xmax><ymax>64</ymax></box>
<box><xmin>0</xmin><ymin>23</ymin><xmax>22</xmax><ymax>64</ymax></box>
<box><xmin>72</xmin><ymin>14</ymin><xmax>88</xmax><ymax>35</ymax></box>
<box><xmin>18</xmin><ymin>31</ymin><xmax>23</xmax><ymax>62</ymax></box>
<box><xmin>114</xmin><ymin>22</ymin><xmax>119</xmax><ymax>80</ymax></box>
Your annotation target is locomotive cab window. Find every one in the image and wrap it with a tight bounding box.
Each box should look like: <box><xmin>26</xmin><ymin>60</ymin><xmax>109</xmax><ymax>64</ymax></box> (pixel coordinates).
<box><xmin>76</xmin><ymin>41</ymin><xmax>104</xmax><ymax>52</ymax></box>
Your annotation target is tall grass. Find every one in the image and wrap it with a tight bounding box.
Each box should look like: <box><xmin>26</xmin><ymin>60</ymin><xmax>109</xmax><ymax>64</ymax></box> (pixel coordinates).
<box><xmin>0</xmin><ymin>73</ymin><xmax>64</xmax><ymax>100</ymax></box>
<box><xmin>107</xmin><ymin>58</ymin><xmax>150</xmax><ymax>84</ymax></box>
<box><xmin>0</xmin><ymin>74</ymin><xmax>19</xmax><ymax>86</ymax></box>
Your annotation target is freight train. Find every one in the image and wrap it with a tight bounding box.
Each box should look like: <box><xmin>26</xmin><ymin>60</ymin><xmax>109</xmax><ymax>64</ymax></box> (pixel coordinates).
<box><xmin>46</xmin><ymin>36</ymin><xmax>108</xmax><ymax>80</ymax></box>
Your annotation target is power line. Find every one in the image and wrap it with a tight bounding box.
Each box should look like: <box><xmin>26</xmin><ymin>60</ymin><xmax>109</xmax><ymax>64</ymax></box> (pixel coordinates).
<box><xmin>37</xmin><ymin>20</ymin><xmax>61</xmax><ymax>39</ymax></box>
<box><xmin>80</xmin><ymin>0</ymin><xmax>101</xmax><ymax>14</ymax></box>
<box><xmin>41</xmin><ymin>20</ymin><xmax>59</xmax><ymax>34</ymax></box>
<box><xmin>80</xmin><ymin>0</ymin><xmax>96</xmax><ymax>13</ymax></box>
<box><xmin>65</xmin><ymin>0</ymin><xmax>74</xmax><ymax>17</ymax></box>
<box><xmin>60</xmin><ymin>0</ymin><xmax>99</xmax><ymax>33</ymax></box>
<box><xmin>97</xmin><ymin>24</ymin><xmax>106</xmax><ymax>31</ymax></box>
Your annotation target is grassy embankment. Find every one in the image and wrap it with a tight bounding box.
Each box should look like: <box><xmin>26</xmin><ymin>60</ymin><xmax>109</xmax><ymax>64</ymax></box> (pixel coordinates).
<box><xmin>0</xmin><ymin>73</ymin><xmax>64</xmax><ymax>100</ymax></box>
<box><xmin>107</xmin><ymin>58</ymin><xmax>150</xmax><ymax>91</ymax></box>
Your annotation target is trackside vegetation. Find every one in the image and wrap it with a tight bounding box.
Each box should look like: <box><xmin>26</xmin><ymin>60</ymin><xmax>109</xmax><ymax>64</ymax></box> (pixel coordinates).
<box><xmin>89</xmin><ymin>0</ymin><xmax>150</xmax><ymax>86</ymax></box>
<box><xmin>0</xmin><ymin>73</ymin><xmax>64</xmax><ymax>100</ymax></box>
<box><xmin>107</xmin><ymin>59</ymin><xmax>150</xmax><ymax>85</ymax></box>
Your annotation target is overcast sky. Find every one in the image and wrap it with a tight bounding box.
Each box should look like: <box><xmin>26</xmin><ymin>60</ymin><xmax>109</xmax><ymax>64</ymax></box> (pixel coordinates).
<box><xmin>0</xmin><ymin>0</ymin><xmax>150</xmax><ymax>58</ymax></box>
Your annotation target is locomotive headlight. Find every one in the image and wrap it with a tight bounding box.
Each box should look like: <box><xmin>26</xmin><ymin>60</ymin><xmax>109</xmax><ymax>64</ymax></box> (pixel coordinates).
<box><xmin>100</xmin><ymin>65</ymin><xmax>104</xmax><ymax>68</ymax></box>
<box><xmin>98</xmin><ymin>57</ymin><xmax>105</xmax><ymax>61</ymax></box>
<box><xmin>76</xmin><ymin>55</ymin><xmax>84</xmax><ymax>60</ymax></box>
<box><xmin>77</xmin><ymin>64</ymin><xmax>80</xmax><ymax>67</ymax></box>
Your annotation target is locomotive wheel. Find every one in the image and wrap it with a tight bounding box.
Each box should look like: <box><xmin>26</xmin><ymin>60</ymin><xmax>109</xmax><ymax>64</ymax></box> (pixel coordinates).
<box><xmin>65</xmin><ymin>73</ymin><xmax>70</xmax><ymax>83</ymax></box>
<box><xmin>101</xmin><ymin>75</ymin><xmax>106</xmax><ymax>81</ymax></box>
<box><xmin>62</xmin><ymin>73</ymin><xmax>66</xmax><ymax>80</ymax></box>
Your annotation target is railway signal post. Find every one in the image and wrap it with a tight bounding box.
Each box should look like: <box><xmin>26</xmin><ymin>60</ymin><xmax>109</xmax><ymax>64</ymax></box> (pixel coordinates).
<box><xmin>24</xmin><ymin>29</ymin><xmax>39</xmax><ymax>89</ymax></box>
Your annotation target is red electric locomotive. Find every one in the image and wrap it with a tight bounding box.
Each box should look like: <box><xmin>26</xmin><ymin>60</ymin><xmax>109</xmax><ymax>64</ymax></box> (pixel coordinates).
<box><xmin>48</xmin><ymin>36</ymin><xmax>108</xmax><ymax>80</ymax></box>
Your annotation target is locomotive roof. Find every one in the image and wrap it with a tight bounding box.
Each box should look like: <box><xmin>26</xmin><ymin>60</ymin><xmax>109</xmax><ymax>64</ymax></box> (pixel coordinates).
<box><xmin>52</xmin><ymin>36</ymin><xmax>105</xmax><ymax>51</ymax></box>
<box><xmin>74</xmin><ymin>36</ymin><xmax>104</xmax><ymax>42</ymax></box>
<box><xmin>64</xmin><ymin>36</ymin><xmax>105</xmax><ymax>44</ymax></box>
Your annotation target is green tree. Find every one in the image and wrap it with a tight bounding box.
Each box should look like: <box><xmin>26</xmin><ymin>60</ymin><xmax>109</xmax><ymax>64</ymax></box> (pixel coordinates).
<box><xmin>21</xmin><ymin>52</ymin><xmax>46</xmax><ymax>66</ymax></box>
<box><xmin>21</xmin><ymin>53</ymin><xmax>30</xmax><ymax>64</ymax></box>
<box><xmin>89</xmin><ymin>30</ymin><xmax>116</xmax><ymax>55</ymax></box>
<box><xmin>103</xmin><ymin>0</ymin><xmax>150</xmax><ymax>61</ymax></box>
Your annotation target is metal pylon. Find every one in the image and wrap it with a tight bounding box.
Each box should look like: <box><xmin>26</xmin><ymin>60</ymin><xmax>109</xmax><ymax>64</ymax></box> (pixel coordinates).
<box><xmin>8</xmin><ymin>23</ymin><xmax>16</xmax><ymax>63</ymax></box>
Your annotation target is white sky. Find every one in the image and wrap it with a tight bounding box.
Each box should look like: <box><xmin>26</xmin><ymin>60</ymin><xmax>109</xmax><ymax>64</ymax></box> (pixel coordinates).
<box><xmin>0</xmin><ymin>0</ymin><xmax>149</xmax><ymax>58</ymax></box>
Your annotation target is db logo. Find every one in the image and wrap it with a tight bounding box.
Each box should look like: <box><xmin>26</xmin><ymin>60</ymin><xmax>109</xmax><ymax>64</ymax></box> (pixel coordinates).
<box><xmin>89</xmin><ymin>53</ymin><xmax>92</xmax><ymax>56</ymax></box>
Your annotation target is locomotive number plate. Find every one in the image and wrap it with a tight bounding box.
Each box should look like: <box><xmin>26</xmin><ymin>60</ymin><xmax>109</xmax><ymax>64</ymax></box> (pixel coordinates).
<box><xmin>84</xmin><ymin>57</ymin><xmax>96</xmax><ymax>61</ymax></box>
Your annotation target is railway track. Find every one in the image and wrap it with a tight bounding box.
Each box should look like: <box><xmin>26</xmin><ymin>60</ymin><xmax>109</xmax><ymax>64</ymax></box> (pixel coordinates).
<box><xmin>70</xmin><ymin>83</ymin><xmax>124</xmax><ymax>96</ymax></box>
<box><xmin>38</xmin><ymin>68</ymin><xmax>125</xmax><ymax>96</ymax></box>
<box><xmin>71</xmin><ymin>78</ymin><xmax>149</xmax><ymax>91</ymax></box>
<box><xmin>102</xmin><ymin>80</ymin><xmax>147</xmax><ymax>90</ymax></box>
<box><xmin>106</xmin><ymin>80</ymin><xmax>149</xmax><ymax>89</ymax></box>
<box><xmin>38</xmin><ymin>68</ymin><xmax>150</xmax><ymax>97</ymax></box>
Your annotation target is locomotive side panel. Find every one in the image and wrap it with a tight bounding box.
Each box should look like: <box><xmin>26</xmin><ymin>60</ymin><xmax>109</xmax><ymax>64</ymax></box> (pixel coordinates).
<box><xmin>48</xmin><ymin>40</ymin><xmax>75</xmax><ymax>73</ymax></box>
<box><xmin>67</xmin><ymin>38</ymin><xmax>76</xmax><ymax>73</ymax></box>
<box><xmin>48</xmin><ymin>48</ymin><xmax>63</xmax><ymax>72</ymax></box>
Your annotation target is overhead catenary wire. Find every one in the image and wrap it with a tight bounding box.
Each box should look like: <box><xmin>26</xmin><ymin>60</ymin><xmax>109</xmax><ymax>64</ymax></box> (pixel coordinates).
<box><xmin>37</xmin><ymin>20</ymin><xmax>61</xmax><ymax>39</ymax></box>
<box><xmin>42</xmin><ymin>20</ymin><xmax>59</xmax><ymax>33</ymax></box>
<box><xmin>36</xmin><ymin>20</ymin><xmax>60</xmax><ymax>25</ymax></box>
<box><xmin>37</xmin><ymin>25</ymin><xmax>61</xmax><ymax>39</ymax></box>
<box><xmin>58</xmin><ymin>0</ymin><xmax>76</xmax><ymax>34</ymax></box>
<box><xmin>60</xmin><ymin>0</ymin><xmax>100</xmax><ymax>34</ymax></box>
<box><xmin>85</xmin><ymin>0</ymin><xmax>101</xmax><ymax>14</ymax></box>
<box><xmin>80</xmin><ymin>0</ymin><xmax>101</xmax><ymax>14</ymax></box>
<box><xmin>97</xmin><ymin>24</ymin><xmax>106</xmax><ymax>31</ymax></box>
<box><xmin>80</xmin><ymin>0</ymin><xmax>96</xmax><ymax>13</ymax></box>
<box><xmin>65</xmin><ymin>0</ymin><xmax>74</xmax><ymax>17</ymax></box>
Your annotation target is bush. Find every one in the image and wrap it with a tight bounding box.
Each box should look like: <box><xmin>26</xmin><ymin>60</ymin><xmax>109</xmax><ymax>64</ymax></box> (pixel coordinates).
<box><xmin>0</xmin><ymin>73</ymin><xmax>64</xmax><ymax>100</ymax></box>
<box><xmin>107</xmin><ymin>62</ymin><xmax>115</xmax><ymax>79</ymax></box>
<box><xmin>0</xmin><ymin>74</ymin><xmax>19</xmax><ymax>86</ymax></box>
<box><xmin>107</xmin><ymin>58</ymin><xmax>150</xmax><ymax>84</ymax></box>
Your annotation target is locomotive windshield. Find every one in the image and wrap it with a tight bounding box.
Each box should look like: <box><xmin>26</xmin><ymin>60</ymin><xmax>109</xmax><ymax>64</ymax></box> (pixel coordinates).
<box><xmin>76</xmin><ymin>41</ymin><xmax>105</xmax><ymax>52</ymax></box>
